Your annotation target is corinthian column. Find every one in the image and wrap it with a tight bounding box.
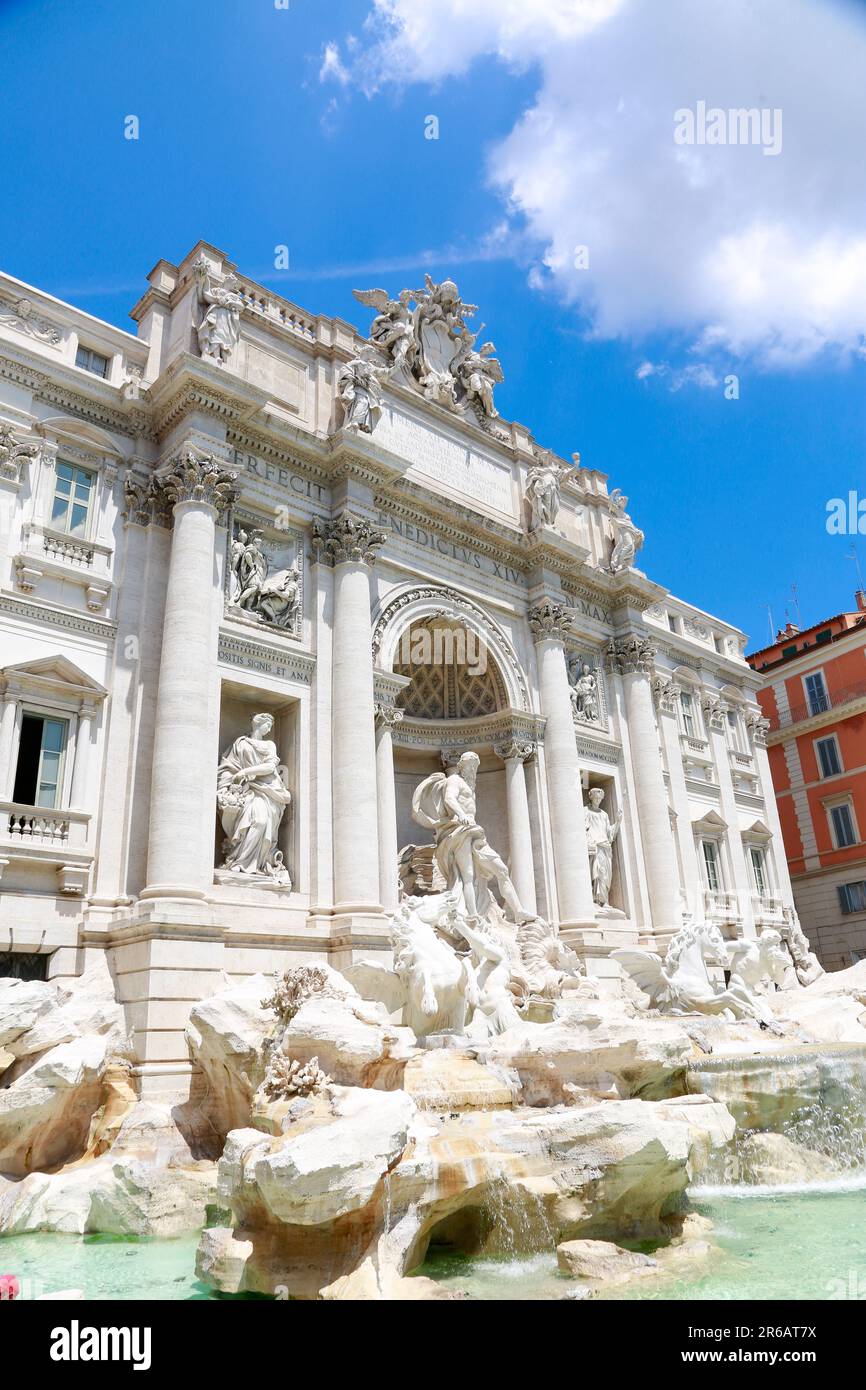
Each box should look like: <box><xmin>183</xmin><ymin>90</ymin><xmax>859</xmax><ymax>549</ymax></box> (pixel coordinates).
<box><xmin>141</xmin><ymin>452</ymin><xmax>237</xmax><ymax>901</ymax></box>
<box><xmin>494</xmin><ymin>739</ymin><xmax>538</xmax><ymax>916</ymax></box>
<box><xmin>375</xmin><ymin>703</ymin><xmax>403</xmax><ymax>913</ymax></box>
<box><xmin>606</xmin><ymin>635</ymin><xmax>681</xmax><ymax>932</ymax></box>
<box><xmin>313</xmin><ymin>513</ymin><xmax>387</xmax><ymax>913</ymax></box>
<box><xmin>529</xmin><ymin>602</ymin><xmax>596</xmax><ymax>928</ymax></box>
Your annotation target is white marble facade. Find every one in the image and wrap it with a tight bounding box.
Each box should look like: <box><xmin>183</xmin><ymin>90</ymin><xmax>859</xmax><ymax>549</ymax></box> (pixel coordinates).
<box><xmin>0</xmin><ymin>242</ymin><xmax>793</xmax><ymax>1098</ymax></box>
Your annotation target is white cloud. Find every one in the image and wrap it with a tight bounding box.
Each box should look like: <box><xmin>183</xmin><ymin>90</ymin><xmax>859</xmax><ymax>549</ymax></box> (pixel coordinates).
<box><xmin>319</xmin><ymin>41</ymin><xmax>350</xmax><ymax>86</ymax></box>
<box><xmin>339</xmin><ymin>0</ymin><xmax>866</xmax><ymax>369</ymax></box>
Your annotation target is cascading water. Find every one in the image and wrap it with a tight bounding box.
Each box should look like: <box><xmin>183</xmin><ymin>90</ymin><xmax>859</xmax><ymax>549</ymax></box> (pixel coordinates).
<box><xmin>686</xmin><ymin>1043</ymin><xmax>866</xmax><ymax>1192</ymax></box>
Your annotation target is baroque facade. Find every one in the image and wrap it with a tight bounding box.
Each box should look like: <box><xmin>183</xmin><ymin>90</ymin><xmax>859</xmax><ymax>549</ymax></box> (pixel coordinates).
<box><xmin>0</xmin><ymin>241</ymin><xmax>792</xmax><ymax>1099</ymax></box>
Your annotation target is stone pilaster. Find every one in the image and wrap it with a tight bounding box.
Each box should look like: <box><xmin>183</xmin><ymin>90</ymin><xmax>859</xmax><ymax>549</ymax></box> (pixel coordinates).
<box><xmin>140</xmin><ymin>451</ymin><xmax>237</xmax><ymax>901</ymax></box>
<box><xmin>606</xmin><ymin>635</ymin><xmax>681</xmax><ymax>933</ymax></box>
<box><xmin>375</xmin><ymin>703</ymin><xmax>403</xmax><ymax>913</ymax></box>
<box><xmin>529</xmin><ymin>601</ymin><xmax>596</xmax><ymax>928</ymax></box>
<box><xmin>313</xmin><ymin>513</ymin><xmax>387</xmax><ymax>913</ymax></box>
<box><xmin>494</xmin><ymin>738</ymin><xmax>538</xmax><ymax>916</ymax></box>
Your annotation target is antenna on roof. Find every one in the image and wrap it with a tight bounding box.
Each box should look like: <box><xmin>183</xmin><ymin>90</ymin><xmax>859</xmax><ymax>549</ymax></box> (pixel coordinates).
<box><xmin>847</xmin><ymin>542</ymin><xmax>864</xmax><ymax>589</ymax></box>
<box><xmin>767</xmin><ymin>604</ymin><xmax>774</xmax><ymax>641</ymax></box>
<box><xmin>790</xmin><ymin>583</ymin><xmax>801</xmax><ymax>628</ymax></box>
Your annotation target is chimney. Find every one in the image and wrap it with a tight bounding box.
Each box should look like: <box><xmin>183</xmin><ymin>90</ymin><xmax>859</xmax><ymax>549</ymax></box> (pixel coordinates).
<box><xmin>856</xmin><ymin>589</ymin><xmax>866</xmax><ymax>613</ymax></box>
<box><xmin>775</xmin><ymin>623</ymin><xmax>800</xmax><ymax>641</ymax></box>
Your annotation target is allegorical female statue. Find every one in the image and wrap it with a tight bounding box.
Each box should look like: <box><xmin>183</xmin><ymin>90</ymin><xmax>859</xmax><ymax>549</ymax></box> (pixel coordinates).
<box><xmin>195</xmin><ymin>258</ymin><xmax>243</xmax><ymax>366</ymax></box>
<box><xmin>584</xmin><ymin>786</ymin><xmax>622</xmax><ymax>907</ymax></box>
<box><xmin>216</xmin><ymin>713</ymin><xmax>292</xmax><ymax>886</ymax></box>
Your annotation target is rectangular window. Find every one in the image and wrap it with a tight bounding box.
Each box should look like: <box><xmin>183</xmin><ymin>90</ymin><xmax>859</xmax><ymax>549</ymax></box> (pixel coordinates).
<box><xmin>12</xmin><ymin>713</ymin><xmax>68</xmax><ymax>808</ymax></box>
<box><xmin>830</xmin><ymin>801</ymin><xmax>857</xmax><ymax>849</ymax></box>
<box><xmin>838</xmin><ymin>881</ymin><xmax>866</xmax><ymax>914</ymax></box>
<box><xmin>75</xmin><ymin>345</ymin><xmax>109</xmax><ymax>378</ymax></box>
<box><xmin>726</xmin><ymin>708</ymin><xmax>741</xmax><ymax>752</ymax></box>
<box><xmin>681</xmin><ymin>691</ymin><xmax>696</xmax><ymax>737</ymax></box>
<box><xmin>815</xmin><ymin>735</ymin><xmax>842</xmax><ymax>778</ymax></box>
<box><xmin>702</xmin><ymin>839</ymin><xmax>721</xmax><ymax>892</ymax></box>
<box><xmin>749</xmin><ymin>846</ymin><xmax>768</xmax><ymax>895</ymax></box>
<box><xmin>782</xmin><ymin>645</ymin><xmax>798</xmax><ymax>659</ymax></box>
<box><xmin>668</xmin><ymin>614</ymin><xmax>678</xmax><ymax>633</ymax></box>
<box><xmin>804</xmin><ymin>671</ymin><xmax>830</xmax><ymax>716</ymax></box>
<box><xmin>50</xmin><ymin>461</ymin><xmax>94</xmax><ymax>537</ymax></box>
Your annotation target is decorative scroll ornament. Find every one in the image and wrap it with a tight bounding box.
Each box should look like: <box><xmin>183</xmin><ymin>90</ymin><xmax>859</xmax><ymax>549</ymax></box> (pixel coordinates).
<box><xmin>702</xmin><ymin>694</ymin><xmax>728</xmax><ymax>731</ymax></box>
<box><xmin>0</xmin><ymin>423</ymin><xmax>40</xmax><ymax>486</ymax></box>
<box><xmin>605</xmin><ymin>636</ymin><xmax>656</xmax><ymax>676</ymax></box>
<box><xmin>528</xmin><ymin>601</ymin><xmax>573</xmax><ymax>642</ymax></box>
<box><xmin>310</xmin><ymin>512</ymin><xmax>388</xmax><ymax>567</ymax></box>
<box><xmin>374</xmin><ymin>702</ymin><xmax>404</xmax><ymax>729</ymax></box>
<box><xmin>353</xmin><ymin>275</ymin><xmax>503</xmax><ymax>421</ymax></box>
<box><xmin>122</xmin><ymin>476</ymin><xmax>154</xmax><ymax>527</ymax></box>
<box><xmin>494</xmin><ymin>739</ymin><xmax>536</xmax><ymax>762</ymax></box>
<box><xmin>156</xmin><ymin>450</ymin><xmax>238</xmax><ymax>517</ymax></box>
<box><xmin>652</xmin><ymin>676</ymin><xmax>682</xmax><ymax>714</ymax></box>
<box><xmin>746</xmin><ymin>711</ymin><xmax>771</xmax><ymax>746</ymax></box>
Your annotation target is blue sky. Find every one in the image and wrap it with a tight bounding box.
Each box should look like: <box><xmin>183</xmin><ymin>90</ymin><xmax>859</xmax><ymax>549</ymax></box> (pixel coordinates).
<box><xmin>2</xmin><ymin>0</ymin><xmax>865</xmax><ymax>651</ymax></box>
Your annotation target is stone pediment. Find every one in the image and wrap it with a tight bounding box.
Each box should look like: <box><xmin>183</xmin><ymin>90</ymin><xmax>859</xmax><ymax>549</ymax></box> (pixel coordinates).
<box><xmin>742</xmin><ymin>818</ymin><xmax>773</xmax><ymax>841</ymax></box>
<box><xmin>1</xmin><ymin>654</ymin><xmax>107</xmax><ymax>701</ymax></box>
<box><xmin>692</xmin><ymin>808</ymin><xmax>727</xmax><ymax>834</ymax></box>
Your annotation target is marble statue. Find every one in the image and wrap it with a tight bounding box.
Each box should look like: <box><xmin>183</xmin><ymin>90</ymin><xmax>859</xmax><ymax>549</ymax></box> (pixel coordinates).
<box><xmin>412</xmin><ymin>751</ymin><xmax>529</xmax><ymax>925</ymax></box>
<box><xmin>351</xmin><ymin>288</ymin><xmax>416</xmax><ymax>375</ymax></box>
<box><xmin>614</xmin><ymin>920</ymin><xmax>788</xmax><ymax>1024</ymax></box>
<box><xmin>216</xmin><ymin>713</ymin><xmax>292</xmax><ymax>886</ymax></box>
<box><xmin>337</xmin><ymin>347</ymin><xmax>389</xmax><ymax>434</ymax></box>
<box><xmin>392</xmin><ymin>892</ymin><xmax>479</xmax><ymax>1036</ymax></box>
<box><xmin>512</xmin><ymin>916</ymin><xmax>585</xmax><ymax>1005</ymax></box>
<box><xmin>607</xmin><ymin>489</ymin><xmax>645</xmax><ymax>574</ymax></box>
<box><xmin>195</xmin><ymin>258</ymin><xmax>242</xmax><ymax>366</ymax></box>
<box><xmin>585</xmin><ymin>787</ymin><xmax>621</xmax><ymax>907</ymax></box>
<box><xmin>453</xmin><ymin>327</ymin><xmax>503</xmax><ymax>419</ymax></box>
<box><xmin>568</xmin><ymin>658</ymin><xmax>600</xmax><ymax>724</ymax></box>
<box><xmin>780</xmin><ymin>908</ymin><xmax>824</xmax><ymax>987</ymax></box>
<box><xmin>229</xmin><ymin>527</ymin><xmax>301</xmax><ymax>630</ymax></box>
<box><xmin>525</xmin><ymin>458</ymin><xmax>568</xmax><ymax>530</ymax></box>
<box><xmin>353</xmin><ymin>274</ymin><xmax>503</xmax><ymax>420</ymax></box>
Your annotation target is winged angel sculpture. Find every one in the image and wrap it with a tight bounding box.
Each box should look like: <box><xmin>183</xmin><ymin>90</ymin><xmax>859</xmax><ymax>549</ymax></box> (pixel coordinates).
<box><xmin>353</xmin><ymin>276</ymin><xmax>503</xmax><ymax>420</ymax></box>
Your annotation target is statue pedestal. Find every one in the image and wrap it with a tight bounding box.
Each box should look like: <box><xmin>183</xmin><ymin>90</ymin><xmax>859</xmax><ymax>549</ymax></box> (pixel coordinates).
<box><xmin>561</xmin><ymin>921</ymin><xmax>640</xmax><ymax>995</ymax></box>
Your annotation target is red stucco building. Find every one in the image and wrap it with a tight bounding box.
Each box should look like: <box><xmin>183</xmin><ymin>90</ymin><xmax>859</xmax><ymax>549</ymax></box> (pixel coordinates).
<box><xmin>747</xmin><ymin>592</ymin><xmax>866</xmax><ymax>970</ymax></box>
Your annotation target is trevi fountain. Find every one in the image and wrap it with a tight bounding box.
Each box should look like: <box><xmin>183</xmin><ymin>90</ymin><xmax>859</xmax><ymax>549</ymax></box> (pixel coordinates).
<box><xmin>0</xmin><ymin>246</ymin><xmax>864</xmax><ymax>1302</ymax></box>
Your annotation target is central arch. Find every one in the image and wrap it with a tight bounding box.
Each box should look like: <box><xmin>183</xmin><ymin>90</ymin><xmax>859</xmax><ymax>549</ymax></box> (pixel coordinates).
<box><xmin>372</xmin><ymin>583</ymin><xmax>530</xmax><ymax>713</ymax></box>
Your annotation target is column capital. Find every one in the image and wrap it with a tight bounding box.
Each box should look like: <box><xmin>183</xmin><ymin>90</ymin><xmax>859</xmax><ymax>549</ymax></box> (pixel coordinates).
<box><xmin>746</xmin><ymin>711</ymin><xmax>771</xmax><ymax>746</ymax></box>
<box><xmin>605</xmin><ymin>635</ymin><xmax>656</xmax><ymax>676</ymax></box>
<box><xmin>494</xmin><ymin>738</ymin><xmax>536</xmax><ymax>763</ymax></box>
<box><xmin>702</xmin><ymin>693</ymin><xmax>728</xmax><ymax>730</ymax></box>
<box><xmin>528</xmin><ymin>600</ymin><xmax>572</xmax><ymax>642</ymax></box>
<box><xmin>122</xmin><ymin>475</ymin><xmax>156</xmax><ymax>528</ymax></box>
<box><xmin>374</xmin><ymin>702</ymin><xmax>404</xmax><ymax>730</ymax></box>
<box><xmin>651</xmin><ymin>675</ymin><xmax>681</xmax><ymax>714</ymax></box>
<box><xmin>311</xmin><ymin>511</ymin><xmax>387</xmax><ymax>567</ymax></box>
<box><xmin>155</xmin><ymin>449</ymin><xmax>238</xmax><ymax>519</ymax></box>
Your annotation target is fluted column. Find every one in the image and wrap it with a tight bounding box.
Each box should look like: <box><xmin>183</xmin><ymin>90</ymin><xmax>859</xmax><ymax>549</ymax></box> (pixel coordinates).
<box><xmin>375</xmin><ymin>703</ymin><xmax>403</xmax><ymax>913</ymax></box>
<box><xmin>607</xmin><ymin>636</ymin><xmax>681</xmax><ymax>932</ymax></box>
<box><xmin>529</xmin><ymin>602</ymin><xmax>596</xmax><ymax>927</ymax></box>
<box><xmin>313</xmin><ymin>513</ymin><xmax>387</xmax><ymax>913</ymax></box>
<box><xmin>494</xmin><ymin>738</ymin><xmax>537</xmax><ymax>916</ymax></box>
<box><xmin>141</xmin><ymin>452</ymin><xmax>237</xmax><ymax>901</ymax></box>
